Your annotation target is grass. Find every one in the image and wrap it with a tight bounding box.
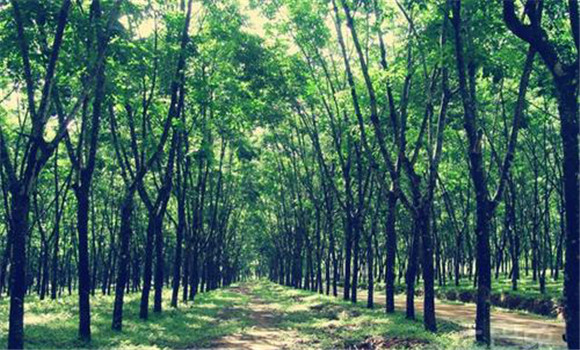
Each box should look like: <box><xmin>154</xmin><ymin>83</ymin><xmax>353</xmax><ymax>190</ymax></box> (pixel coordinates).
<box><xmin>0</xmin><ymin>280</ymin><xmax>473</xmax><ymax>349</ymax></box>
<box><xmin>432</xmin><ymin>276</ymin><xmax>563</xmax><ymax>317</ymax></box>
<box><xmin>10</xmin><ymin>279</ymin><xmax>565</xmax><ymax>349</ymax></box>
<box><xmin>0</xmin><ymin>287</ymin><xmax>252</xmax><ymax>349</ymax></box>
<box><xmin>250</xmin><ymin>281</ymin><xmax>471</xmax><ymax>349</ymax></box>
<box><xmin>360</xmin><ymin>275</ymin><xmax>563</xmax><ymax>299</ymax></box>
<box><xmin>436</xmin><ymin>275</ymin><xmax>563</xmax><ymax>300</ymax></box>
<box><xmin>357</xmin><ymin>274</ymin><xmax>563</xmax><ymax>317</ymax></box>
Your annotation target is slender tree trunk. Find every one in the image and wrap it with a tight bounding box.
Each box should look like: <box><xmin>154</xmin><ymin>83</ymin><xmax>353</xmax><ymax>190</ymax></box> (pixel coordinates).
<box><xmin>559</xmin><ymin>91</ymin><xmax>579</xmax><ymax>349</ymax></box>
<box><xmin>405</xmin><ymin>223</ymin><xmax>419</xmax><ymax>320</ymax></box>
<box><xmin>189</xmin><ymin>251</ymin><xmax>199</xmax><ymax>301</ymax></box>
<box><xmin>112</xmin><ymin>190</ymin><xmax>134</xmax><ymax>331</ymax></box>
<box><xmin>171</xmin><ymin>201</ymin><xmax>185</xmax><ymax>307</ymax></box>
<box><xmin>75</xmin><ymin>182</ymin><xmax>92</xmax><ymax>340</ymax></box>
<box><xmin>153</xmin><ymin>219</ymin><xmax>164</xmax><ymax>312</ymax></box>
<box><xmin>419</xmin><ymin>203</ymin><xmax>437</xmax><ymax>332</ymax></box>
<box><xmin>367</xmin><ymin>212</ymin><xmax>375</xmax><ymax>309</ymax></box>
<box><xmin>455</xmin><ymin>230</ymin><xmax>462</xmax><ymax>287</ymax></box>
<box><xmin>554</xmin><ymin>198</ymin><xmax>564</xmax><ymax>281</ymax></box>
<box><xmin>385</xmin><ymin>191</ymin><xmax>397</xmax><ymax>313</ymax></box>
<box><xmin>474</xmin><ymin>199</ymin><xmax>492</xmax><ymax>344</ymax></box>
<box><xmin>343</xmin><ymin>217</ymin><xmax>352</xmax><ymax>301</ymax></box>
<box><xmin>7</xmin><ymin>190</ymin><xmax>29</xmax><ymax>349</ymax></box>
<box><xmin>315</xmin><ymin>211</ymin><xmax>323</xmax><ymax>294</ymax></box>
<box><xmin>139</xmin><ymin>216</ymin><xmax>156</xmax><ymax>319</ymax></box>
<box><xmin>39</xmin><ymin>239</ymin><xmax>49</xmax><ymax>300</ymax></box>
<box><xmin>507</xmin><ymin>179</ymin><xmax>519</xmax><ymax>291</ymax></box>
<box><xmin>182</xmin><ymin>243</ymin><xmax>189</xmax><ymax>302</ymax></box>
<box><xmin>351</xmin><ymin>216</ymin><xmax>360</xmax><ymax>304</ymax></box>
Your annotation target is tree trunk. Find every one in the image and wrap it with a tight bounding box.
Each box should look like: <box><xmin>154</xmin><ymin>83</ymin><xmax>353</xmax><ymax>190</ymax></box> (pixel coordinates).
<box><xmin>315</xmin><ymin>210</ymin><xmax>323</xmax><ymax>294</ymax></box>
<box><xmin>474</xmin><ymin>198</ymin><xmax>492</xmax><ymax>344</ymax></box>
<box><xmin>351</xmin><ymin>216</ymin><xmax>360</xmax><ymax>304</ymax></box>
<box><xmin>153</xmin><ymin>220</ymin><xmax>164</xmax><ymax>312</ymax></box>
<box><xmin>171</xmin><ymin>200</ymin><xmax>185</xmax><ymax>307</ymax></box>
<box><xmin>343</xmin><ymin>217</ymin><xmax>352</xmax><ymax>301</ymax></box>
<box><xmin>558</xmin><ymin>90</ymin><xmax>579</xmax><ymax>349</ymax></box>
<box><xmin>405</xmin><ymin>223</ymin><xmax>419</xmax><ymax>320</ymax></box>
<box><xmin>385</xmin><ymin>191</ymin><xmax>397</xmax><ymax>313</ymax></box>
<box><xmin>419</xmin><ymin>204</ymin><xmax>436</xmax><ymax>332</ymax></box>
<box><xmin>112</xmin><ymin>190</ymin><xmax>134</xmax><ymax>331</ymax></box>
<box><xmin>182</xmin><ymin>244</ymin><xmax>189</xmax><ymax>302</ymax></box>
<box><xmin>7</xmin><ymin>190</ymin><xmax>29</xmax><ymax>349</ymax></box>
<box><xmin>75</xmin><ymin>182</ymin><xmax>92</xmax><ymax>340</ymax></box>
<box><xmin>139</xmin><ymin>215</ymin><xmax>156</xmax><ymax>319</ymax></box>
<box><xmin>367</xmin><ymin>212</ymin><xmax>374</xmax><ymax>309</ymax></box>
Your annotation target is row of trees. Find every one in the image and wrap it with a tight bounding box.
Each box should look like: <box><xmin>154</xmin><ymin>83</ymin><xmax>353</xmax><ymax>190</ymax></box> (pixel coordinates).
<box><xmin>0</xmin><ymin>0</ymin><xmax>282</xmax><ymax>348</ymax></box>
<box><xmin>254</xmin><ymin>0</ymin><xmax>578</xmax><ymax>347</ymax></box>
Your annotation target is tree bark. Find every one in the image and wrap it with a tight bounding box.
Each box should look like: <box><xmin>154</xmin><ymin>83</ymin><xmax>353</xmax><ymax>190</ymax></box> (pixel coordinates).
<box><xmin>385</xmin><ymin>191</ymin><xmax>397</xmax><ymax>313</ymax></box>
<box><xmin>111</xmin><ymin>191</ymin><xmax>134</xmax><ymax>331</ymax></box>
<box><xmin>75</xmin><ymin>183</ymin><xmax>92</xmax><ymax>340</ymax></box>
<box><xmin>139</xmin><ymin>215</ymin><xmax>156</xmax><ymax>319</ymax></box>
<box><xmin>7</xmin><ymin>190</ymin><xmax>29</xmax><ymax>349</ymax></box>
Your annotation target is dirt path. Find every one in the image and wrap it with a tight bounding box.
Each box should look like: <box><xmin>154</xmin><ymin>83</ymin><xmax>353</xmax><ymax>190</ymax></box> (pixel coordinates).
<box><xmin>355</xmin><ymin>289</ymin><xmax>566</xmax><ymax>348</ymax></box>
<box><xmin>210</xmin><ymin>284</ymin><xmax>565</xmax><ymax>349</ymax></box>
<box><xmin>210</xmin><ymin>286</ymin><xmax>299</xmax><ymax>349</ymax></box>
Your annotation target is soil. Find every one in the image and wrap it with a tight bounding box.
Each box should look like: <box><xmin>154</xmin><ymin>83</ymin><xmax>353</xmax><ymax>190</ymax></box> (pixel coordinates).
<box><xmin>210</xmin><ymin>286</ymin><xmax>300</xmax><ymax>350</ymax></box>
<box><xmin>210</xmin><ymin>285</ymin><xmax>566</xmax><ymax>349</ymax></box>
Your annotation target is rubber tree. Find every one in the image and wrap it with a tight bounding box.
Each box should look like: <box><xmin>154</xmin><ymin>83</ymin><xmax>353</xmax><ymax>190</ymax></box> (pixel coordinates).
<box><xmin>452</xmin><ymin>1</ymin><xmax>536</xmax><ymax>344</ymax></box>
<box><xmin>109</xmin><ymin>0</ymin><xmax>193</xmax><ymax>330</ymax></box>
<box><xmin>0</xmin><ymin>1</ymin><xmax>74</xmax><ymax>347</ymax></box>
<box><xmin>503</xmin><ymin>1</ymin><xmax>579</xmax><ymax>347</ymax></box>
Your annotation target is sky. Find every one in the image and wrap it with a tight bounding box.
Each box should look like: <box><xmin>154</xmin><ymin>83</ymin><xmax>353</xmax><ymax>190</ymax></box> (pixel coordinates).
<box><xmin>118</xmin><ymin>0</ymin><xmax>270</xmax><ymax>39</ymax></box>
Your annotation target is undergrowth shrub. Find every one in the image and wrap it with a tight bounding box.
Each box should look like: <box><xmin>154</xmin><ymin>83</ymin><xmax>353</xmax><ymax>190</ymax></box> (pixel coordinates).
<box><xmin>436</xmin><ymin>285</ymin><xmax>560</xmax><ymax>317</ymax></box>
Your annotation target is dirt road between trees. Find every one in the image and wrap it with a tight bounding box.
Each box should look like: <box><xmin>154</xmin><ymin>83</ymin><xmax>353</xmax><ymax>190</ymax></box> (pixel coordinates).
<box><xmin>358</xmin><ymin>289</ymin><xmax>566</xmax><ymax>348</ymax></box>
<box><xmin>210</xmin><ymin>284</ymin><xmax>566</xmax><ymax>349</ymax></box>
<box><xmin>210</xmin><ymin>286</ymin><xmax>300</xmax><ymax>350</ymax></box>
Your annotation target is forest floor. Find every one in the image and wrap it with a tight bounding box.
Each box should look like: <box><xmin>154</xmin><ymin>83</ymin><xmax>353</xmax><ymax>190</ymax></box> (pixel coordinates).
<box><xmin>209</xmin><ymin>284</ymin><xmax>299</xmax><ymax>349</ymax></box>
<box><xmin>209</xmin><ymin>281</ymin><xmax>469</xmax><ymax>349</ymax></box>
<box><xmin>0</xmin><ymin>286</ymin><xmax>255</xmax><ymax>348</ymax></box>
<box><xmin>352</xmin><ymin>289</ymin><xmax>566</xmax><ymax>348</ymax></box>
<box><xmin>0</xmin><ymin>280</ymin><xmax>566</xmax><ymax>349</ymax></box>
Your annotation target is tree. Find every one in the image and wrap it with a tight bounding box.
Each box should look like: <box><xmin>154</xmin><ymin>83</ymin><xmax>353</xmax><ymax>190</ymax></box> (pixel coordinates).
<box><xmin>452</xmin><ymin>0</ymin><xmax>536</xmax><ymax>344</ymax></box>
<box><xmin>109</xmin><ymin>0</ymin><xmax>193</xmax><ymax>330</ymax></box>
<box><xmin>0</xmin><ymin>1</ymin><xmax>73</xmax><ymax>347</ymax></box>
<box><xmin>503</xmin><ymin>1</ymin><xmax>578</xmax><ymax>347</ymax></box>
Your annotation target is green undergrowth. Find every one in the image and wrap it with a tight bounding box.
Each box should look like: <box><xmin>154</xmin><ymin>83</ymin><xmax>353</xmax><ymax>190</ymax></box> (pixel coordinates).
<box><xmin>435</xmin><ymin>277</ymin><xmax>563</xmax><ymax>317</ymax></box>
<box><xmin>355</xmin><ymin>275</ymin><xmax>562</xmax><ymax>317</ymax></box>
<box><xmin>251</xmin><ymin>280</ymin><xmax>471</xmax><ymax>349</ymax></box>
<box><xmin>0</xmin><ymin>287</ymin><xmax>252</xmax><ymax>349</ymax></box>
<box><xmin>1</xmin><ymin>279</ymin><xmax>559</xmax><ymax>349</ymax></box>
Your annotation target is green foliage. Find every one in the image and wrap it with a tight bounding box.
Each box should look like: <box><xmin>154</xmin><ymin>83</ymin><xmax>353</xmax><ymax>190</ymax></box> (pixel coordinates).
<box><xmin>436</xmin><ymin>276</ymin><xmax>564</xmax><ymax>318</ymax></box>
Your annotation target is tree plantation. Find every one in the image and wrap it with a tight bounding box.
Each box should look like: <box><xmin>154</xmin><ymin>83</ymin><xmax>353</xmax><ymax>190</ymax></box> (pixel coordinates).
<box><xmin>0</xmin><ymin>0</ymin><xmax>577</xmax><ymax>349</ymax></box>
